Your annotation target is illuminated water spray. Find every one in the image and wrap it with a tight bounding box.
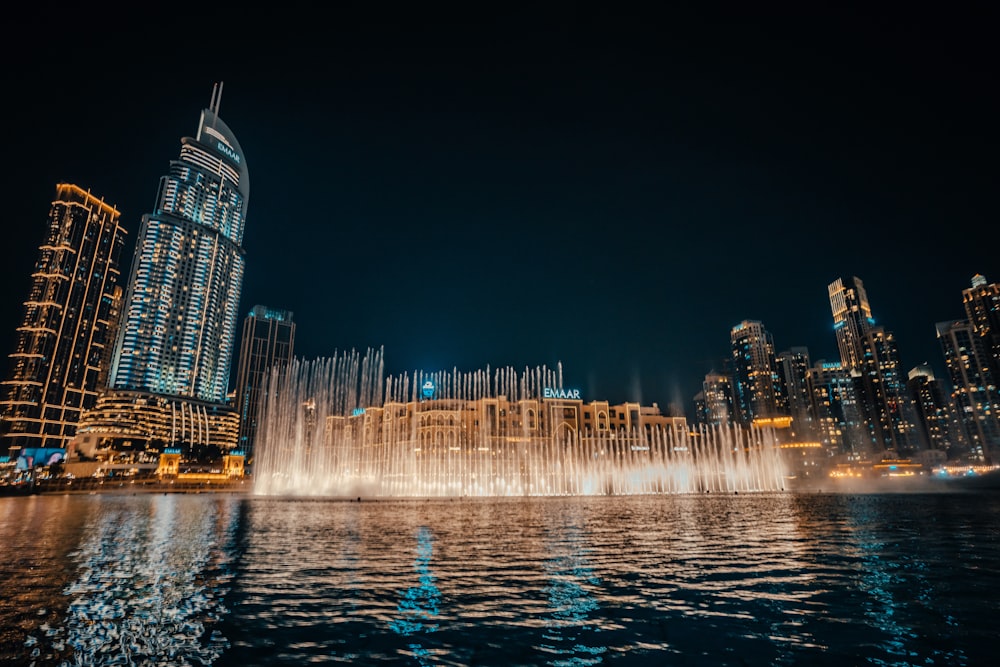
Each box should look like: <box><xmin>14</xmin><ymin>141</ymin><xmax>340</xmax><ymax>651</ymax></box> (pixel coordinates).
<box><xmin>252</xmin><ymin>348</ymin><xmax>788</xmax><ymax>497</ymax></box>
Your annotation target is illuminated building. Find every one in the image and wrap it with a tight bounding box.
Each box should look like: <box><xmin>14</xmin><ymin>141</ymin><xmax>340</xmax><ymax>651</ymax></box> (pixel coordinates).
<box><xmin>697</xmin><ymin>371</ymin><xmax>735</xmax><ymax>427</ymax></box>
<box><xmin>937</xmin><ymin>319</ymin><xmax>1000</xmax><ymax>463</ymax></box>
<box><xmin>828</xmin><ymin>276</ymin><xmax>918</xmax><ymax>455</ymax></box>
<box><xmin>234</xmin><ymin>306</ymin><xmax>295</xmax><ymax>457</ymax></box>
<box><xmin>805</xmin><ymin>361</ymin><xmax>865</xmax><ymax>457</ymax></box>
<box><xmin>156</xmin><ymin>447</ymin><xmax>245</xmax><ymax>480</ymax></box>
<box><xmin>962</xmin><ymin>274</ymin><xmax>1000</xmax><ymax>388</ymax></box>
<box><xmin>776</xmin><ymin>346</ymin><xmax>813</xmax><ymax>439</ymax></box>
<box><xmin>729</xmin><ymin>320</ymin><xmax>787</xmax><ymax>425</ymax></box>
<box><xmin>906</xmin><ymin>363</ymin><xmax>963</xmax><ymax>461</ymax></box>
<box><xmin>0</xmin><ymin>184</ymin><xmax>125</xmax><ymax>453</ymax></box>
<box><xmin>323</xmin><ymin>393</ymin><xmax>688</xmax><ymax>453</ymax></box>
<box><xmin>75</xmin><ymin>84</ymin><xmax>248</xmax><ymax>459</ymax></box>
<box><xmin>857</xmin><ymin>326</ymin><xmax>919</xmax><ymax>455</ymax></box>
<box><xmin>829</xmin><ymin>276</ymin><xmax>874</xmax><ymax>370</ymax></box>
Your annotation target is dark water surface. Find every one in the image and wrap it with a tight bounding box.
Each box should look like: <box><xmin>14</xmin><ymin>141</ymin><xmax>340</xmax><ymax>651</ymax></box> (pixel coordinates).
<box><xmin>1</xmin><ymin>491</ymin><xmax>998</xmax><ymax>666</ymax></box>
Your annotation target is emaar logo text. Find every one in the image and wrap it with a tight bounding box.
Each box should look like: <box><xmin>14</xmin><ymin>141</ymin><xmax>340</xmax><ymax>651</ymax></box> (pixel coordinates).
<box><xmin>543</xmin><ymin>387</ymin><xmax>582</xmax><ymax>400</ymax></box>
<box><xmin>217</xmin><ymin>141</ymin><xmax>241</xmax><ymax>164</ymax></box>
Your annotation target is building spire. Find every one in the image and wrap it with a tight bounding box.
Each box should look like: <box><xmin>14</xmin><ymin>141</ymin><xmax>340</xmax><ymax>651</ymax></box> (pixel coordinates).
<box><xmin>209</xmin><ymin>81</ymin><xmax>224</xmax><ymax>129</ymax></box>
<box><xmin>215</xmin><ymin>81</ymin><xmax>224</xmax><ymax>115</ymax></box>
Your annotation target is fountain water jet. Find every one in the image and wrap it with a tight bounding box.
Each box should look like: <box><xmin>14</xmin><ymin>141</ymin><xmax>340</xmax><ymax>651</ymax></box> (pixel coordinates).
<box><xmin>252</xmin><ymin>348</ymin><xmax>788</xmax><ymax>497</ymax></box>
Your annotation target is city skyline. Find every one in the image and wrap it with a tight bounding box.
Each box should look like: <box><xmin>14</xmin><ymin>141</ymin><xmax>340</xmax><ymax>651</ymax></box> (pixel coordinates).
<box><xmin>2</xmin><ymin>7</ymin><xmax>996</xmax><ymax>413</ymax></box>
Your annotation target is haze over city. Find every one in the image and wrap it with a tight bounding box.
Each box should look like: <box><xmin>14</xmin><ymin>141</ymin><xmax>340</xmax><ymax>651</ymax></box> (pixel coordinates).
<box><xmin>2</xmin><ymin>5</ymin><xmax>996</xmax><ymax>415</ymax></box>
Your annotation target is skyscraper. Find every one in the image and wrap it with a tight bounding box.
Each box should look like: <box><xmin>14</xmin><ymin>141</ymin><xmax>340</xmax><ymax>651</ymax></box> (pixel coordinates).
<box><xmin>776</xmin><ymin>346</ymin><xmax>812</xmax><ymax>438</ymax></box>
<box><xmin>906</xmin><ymin>363</ymin><xmax>962</xmax><ymax>460</ymax></box>
<box><xmin>858</xmin><ymin>326</ymin><xmax>920</xmax><ymax>455</ymax></box>
<box><xmin>74</xmin><ymin>84</ymin><xmax>249</xmax><ymax>459</ymax></box>
<box><xmin>828</xmin><ymin>276</ymin><xmax>918</xmax><ymax>455</ymax></box>
<box><xmin>962</xmin><ymin>274</ymin><xmax>1000</xmax><ymax>383</ymax></box>
<box><xmin>0</xmin><ymin>184</ymin><xmax>125</xmax><ymax>454</ymax></box>
<box><xmin>937</xmin><ymin>319</ymin><xmax>1000</xmax><ymax>463</ymax></box>
<box><xmin>234</xmin><ymin>306</ymin><xmax>295</xmax><ymax>457</ymax></box>
<box><xmin>828</xmin><ymin>276</ymin><xmax>874</xmax><ymax>371</ymax></box>
<box><xmin>697</xmin><ymin>371</ymin><xmax>735</xmax><ymax>427</ymax></box>
<box><xmin>805</xmin><ymin>361</ymin><xmax>865</xmax><ymax>457</ymax></box>
<box><xmin>729</xmin><ymin>320</ymin><xmax>786</xmax><ymax>425</ymax></box>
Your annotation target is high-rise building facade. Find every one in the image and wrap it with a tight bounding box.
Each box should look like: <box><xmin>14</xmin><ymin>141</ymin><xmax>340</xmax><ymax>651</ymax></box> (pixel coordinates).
<box><xmin>75</xmin><ymin>85</ymin><xmax>249</xmax><ymax>459</ymax></box>
<box><xmin>234</xmin><ymin>306</ymin><xmax>295</xmax><ymax>457</ymax></box>
<box><xmin>698</xmin><ymin>371</ymin><xmax>735</xmax><ymax>427</ymax></box>
<box><xmin>936</xmin><ymin>319</ymin><xmax>1000</xmax><ymax>463</ymax></box>
<box><xmin>962</xmin><ymin>274</ymin><xmax>1000</xmax><ymax>383</ymax></box>
<box><xmin>729</xmin><ymin>320</ymin><xmax>786</xmax><ymax>425</ymax></box>
<box><xmin>776</xmin><ymin>346</ymin><xmax>812</xmax><ymax>438</ymax></box>
<box><xmin>805</xmin><ymin>361</ymin><xmax>865</xmax><ymax>457</ymax></box>
<box><xmin>829</xmin><ymin>276</ymin><xmax>874</xmax><ymax>371</ymax></box>
<box><xmin>828</xmin><ymin>276</ymin><xmax>918</xmax><ymax>455</ymax></box>
<box><xmin>0</xmin><ymin>184</ymin><xmax>125</xmax><ymax>453</ymax></box>
<box><xmin>906</xmin><ymin>363</ymin><xmax>962</xmax><ymax>460</ymax></box>
<box><xmin>857</xmin><ymin>326</ymin><xmax>919</xmax><ymax>455</ymax></box>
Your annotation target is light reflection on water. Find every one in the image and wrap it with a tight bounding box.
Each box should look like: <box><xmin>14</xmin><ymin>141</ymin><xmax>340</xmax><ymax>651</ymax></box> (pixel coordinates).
<box><xmin>1</xmin><ymin>492</ymin><xmax>998</xmax><ymax>666</ymax></box>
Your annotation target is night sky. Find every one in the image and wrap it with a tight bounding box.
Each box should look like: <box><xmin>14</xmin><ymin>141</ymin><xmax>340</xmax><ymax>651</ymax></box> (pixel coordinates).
<box><xmin>2</xmin><ymin>6</ymin><xmax>996</xmax><ymax>417</ymax></box>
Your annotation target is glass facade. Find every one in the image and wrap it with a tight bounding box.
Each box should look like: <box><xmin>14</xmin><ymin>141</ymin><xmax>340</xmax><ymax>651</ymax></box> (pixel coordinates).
<box><xmin>828</xmin><ymin>276</ymin><xmax>874</xmax><ymax>371</ymax></box>
<box><xmin>110</xmin><ymin>105</ymin><xmax>249</xmax><ymax>403</ymax></box>
<box><xmin>234</xmin><ymin>306</ymin><xmax>296</xmax><ymax>457</ymax></box>
<box><xmin>729</xmin><ymin>319</ymin><xmax>786</xmax><ymax>424</ymax></box>
<box><xmin>76</xmin><ymin>88</ymin><xmax>248</xmax><ymax>458</ymax></box>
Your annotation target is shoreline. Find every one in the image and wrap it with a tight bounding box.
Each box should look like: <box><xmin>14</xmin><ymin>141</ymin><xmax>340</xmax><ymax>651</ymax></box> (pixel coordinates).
<box><xmin>5</xmin><ymin>469</ymin><xmax>1000</xmax><ymax>499</ymax></box>
<box><xmin>1</xmin><ymin>477</ymin><xmax>252</xmax><ymax>497</ymax></box>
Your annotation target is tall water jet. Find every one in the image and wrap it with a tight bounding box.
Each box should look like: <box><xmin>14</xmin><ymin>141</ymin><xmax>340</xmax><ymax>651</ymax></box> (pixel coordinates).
<box><xmin>252</xmin><ymin>348</ymin><xmax>788</xmax><ymax>497</ymax></box>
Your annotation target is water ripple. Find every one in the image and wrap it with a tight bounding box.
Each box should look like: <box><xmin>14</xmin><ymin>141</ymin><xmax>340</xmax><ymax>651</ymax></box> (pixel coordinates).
<box><xmin>3</xmin><ymin>492</ymin><xmax>999</xmax><ymax>665</ymax></box>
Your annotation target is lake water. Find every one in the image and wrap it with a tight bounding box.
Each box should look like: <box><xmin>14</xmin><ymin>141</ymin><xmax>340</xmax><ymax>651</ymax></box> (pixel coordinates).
<box><xmin>1</xmin><ymin>490</ymin><xmax>998</xmax><ymax>666</ymax></box>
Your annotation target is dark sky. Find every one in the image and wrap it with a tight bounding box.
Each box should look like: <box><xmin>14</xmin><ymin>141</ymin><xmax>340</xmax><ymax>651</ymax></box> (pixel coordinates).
<box><xmin>2</xmin><ymin>5</ymin><xmax>997</xmax><ymax>416</ymax></box>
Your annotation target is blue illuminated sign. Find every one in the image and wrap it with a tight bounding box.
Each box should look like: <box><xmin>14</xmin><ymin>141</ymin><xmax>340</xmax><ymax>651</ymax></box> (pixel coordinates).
<box><xmin>216</xmin><ymin>141</ymin><xmax>241</xmax><ymax>164</ymax></box>
<box><xmin>351</xmin><ymin>407</ymin><xmax>366</xmax><ymax>417</ymax></box>
<box><xmin>543</xmin><ymin>387</ymin><xmax>582</xmax><ymax>400</ymax></box>
<box><xmin>421</xmin><ymin>380</ymin><xmax>436</xmax><ymax>399</ymax></box>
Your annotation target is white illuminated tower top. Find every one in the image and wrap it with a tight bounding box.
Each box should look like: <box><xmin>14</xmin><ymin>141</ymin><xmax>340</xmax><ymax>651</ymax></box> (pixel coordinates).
<box><xmin>111</xmin><ymin>83</ymin><xmax>249</xmax><ymax>403</ymax></box>
<box><xmin>828</xmin><ymin>276</ymin><xmax>874</xmax><ymax>372</ymax></box>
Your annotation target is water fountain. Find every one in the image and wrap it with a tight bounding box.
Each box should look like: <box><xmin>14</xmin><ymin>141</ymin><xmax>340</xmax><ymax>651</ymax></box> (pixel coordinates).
<box><xmin>252</xmin><ymin>348</ymin><xmax>788</xmax><ymax>497</ymax></box>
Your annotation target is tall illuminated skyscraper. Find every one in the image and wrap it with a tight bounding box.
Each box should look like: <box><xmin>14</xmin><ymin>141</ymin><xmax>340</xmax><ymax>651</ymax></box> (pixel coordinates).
<box><xmin>828</xmin><ymin>276</ymin><xmax>918</xmax><ymax>455</ymax></box>
<box><xmin>729</xmin><ymin>319</ymin><xmax>786</xmax><ymax>425</ymax></box>
<box><xmin>906</xmin><ymin>363</ymin><xmax>962</xmax><ymax>459</ymax></box>
<box><xmin>776</xmin><ymin>346</ymin><xmax>812</xmax><ymax>438</ymax></box>
<box><xmin>0</xmin><ymin>184</ymin><xmax>125</xmax><ymax>454</ymax></box>
<box><xmin>828</xmin><ymin>276</ymin><xmax>874</xmax><ymax>371</ymax></box>
<box><xmin>75</xmin><ymin>84</ymin><xmax>249</xmax><ymax>458</ymax></box>
<box><xmin>234</xmin><ymin>306</ymin><xmax>295</xmax><ymax>457</ymax></box>
<box><xmin>962</xmin><ymin>274</ymin><xmax>1000</xmax><ymax>382</ymax></box>
<box><xmin>936</xmin><ymin>275</ymin><xmax>1000</xmax><ymax>464</ymax></box>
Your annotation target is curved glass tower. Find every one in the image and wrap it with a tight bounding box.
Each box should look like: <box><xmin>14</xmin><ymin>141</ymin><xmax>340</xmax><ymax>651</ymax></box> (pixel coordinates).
<box><xmin>75</xmin><ymin>84</ymin><xmax>249</xmax><ymax>458</ymax></box>
<box><xmin>111</xmin><ymin>92</ymin><xmax>249</xmax><ymax>400</ymax></box>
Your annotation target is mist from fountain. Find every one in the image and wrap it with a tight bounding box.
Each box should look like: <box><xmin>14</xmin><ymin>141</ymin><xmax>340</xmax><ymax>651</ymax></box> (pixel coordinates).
<box><xmin>252</xmin><ymin>348</ymin><xmax>788</xmax><ymax>497</ymax></box>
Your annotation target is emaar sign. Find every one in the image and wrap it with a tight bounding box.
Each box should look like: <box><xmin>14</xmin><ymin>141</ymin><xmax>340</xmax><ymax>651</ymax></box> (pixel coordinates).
<box><xmin>217</xmin><ymin>141</ymin><xmax>241</xmax><ymax>164</ymax></box>
<box><xmin>543</xmin><ymin>387</ymin><xmax>582</xmax><ymax>400</ymax></box>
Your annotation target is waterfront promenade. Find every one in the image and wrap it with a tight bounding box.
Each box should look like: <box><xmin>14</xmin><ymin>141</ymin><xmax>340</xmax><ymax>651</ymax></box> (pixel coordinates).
<box><xmin>1</xmin><ymin>475</ymin><xmax>250</xmax><ymax>496</ymax></box>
